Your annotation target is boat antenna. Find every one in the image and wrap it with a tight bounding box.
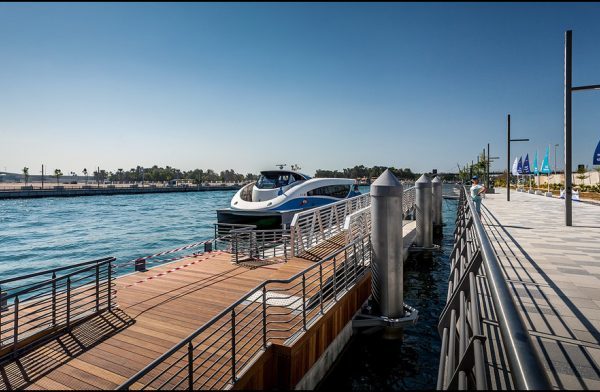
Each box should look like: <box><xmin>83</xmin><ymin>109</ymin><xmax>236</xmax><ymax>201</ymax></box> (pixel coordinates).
<box><xmin>275</xmin><ymin>164</ymin><xmax>287</xmax><ymax>170</ymax></box>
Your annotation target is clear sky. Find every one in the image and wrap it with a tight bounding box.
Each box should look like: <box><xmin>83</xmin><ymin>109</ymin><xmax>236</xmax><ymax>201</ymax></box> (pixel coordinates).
<box><xmin>1</xmin><ymin>2</ymin><xmax>599</xmax><ymax>176</ymax></box>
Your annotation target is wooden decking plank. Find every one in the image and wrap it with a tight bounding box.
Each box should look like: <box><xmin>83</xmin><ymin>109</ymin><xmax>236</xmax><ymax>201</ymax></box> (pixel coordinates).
<box><xmin>0</xmin><ymin>245</ymin><xmax>350</xmax><ymax>390</ymax></box>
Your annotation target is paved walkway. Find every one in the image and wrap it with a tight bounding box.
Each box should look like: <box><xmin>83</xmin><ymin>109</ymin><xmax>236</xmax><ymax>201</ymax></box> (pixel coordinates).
<box><xmin>481</xmin><ymin>189</ymin><xmax>600</xmax><ymax>390</ymax></box>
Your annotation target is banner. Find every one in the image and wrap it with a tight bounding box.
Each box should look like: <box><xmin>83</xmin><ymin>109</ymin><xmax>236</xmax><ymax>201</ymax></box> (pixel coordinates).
<box><xmin>594</xmin><ymin>140</ymin><xmax>600</xmax><ymax>165</ymax></box>
<box><xmin>511</xmin><ymin>157</ymin><xmax>519</xmax><ymax>176</ymax></box>
<box><xmin>523</xmin><ymin>154</ymin><xmax>531</xmax><ymax>174</ymax></box>
<box><xmin>541</xmin><ymin>146</ymin><xmax>551</xmax><ymax>174</ymax></box>
<box><xmin>517</xmin><ymin>156</ymin><xmax>523</xmax><ymax>174</ymax></box>
<box><xmin>533</xmin><ymin>151</ymin><xmax>539</xmax><ymax>175</ymax></box>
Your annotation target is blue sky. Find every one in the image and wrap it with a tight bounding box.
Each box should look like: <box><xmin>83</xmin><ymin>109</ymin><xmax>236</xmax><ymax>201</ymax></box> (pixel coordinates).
<box><xmin>1</xmin><ymin>3</ymin><xmax>599</xmax><ymax>176</ymax></box>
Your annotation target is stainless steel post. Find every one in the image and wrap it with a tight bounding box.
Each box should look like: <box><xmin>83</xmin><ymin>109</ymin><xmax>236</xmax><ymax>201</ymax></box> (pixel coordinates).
<box><xmin>415</xmin><ymin>174</ymin><xmax>433</xmax><ymax>248</ymax></box>
<box><xmin>564</xmin><ymin>30</ymin><xmax>573</xmax><ymax>226</ymax></box>
<box><xmin>432</xmin><ymin>176</ymin><xmax>442</xmax><ymax>232</ymax></box>
<box><xmin>507</xmin><ymin>114</ymin><xmax>510</xmax><ymax>201</ymax></box>
<box><xmin>370</xmin><ymin>169</ymin><xmax>404</xmax><ymax>318</ymax></box>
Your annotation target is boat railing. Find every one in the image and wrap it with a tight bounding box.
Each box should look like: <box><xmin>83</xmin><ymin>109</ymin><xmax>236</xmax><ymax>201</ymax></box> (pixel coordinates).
<box><xmin>117</xmin><ymin>234</ymin><xmax>372</xmax><ymax>390</ymax></box>
<box><xmin>436</xmin><ymin>186</ymin><xmax>551</xmax><ymax>390</ymax></box>
<box><xmin>290</xmin><ymin>192</ymin><xmax>371</xmax><ymax>257</ymax></box>
<box><xmin>0</xmin><ymin>256</ymin><xmax>116</xmax><ymax>362</ymax></box>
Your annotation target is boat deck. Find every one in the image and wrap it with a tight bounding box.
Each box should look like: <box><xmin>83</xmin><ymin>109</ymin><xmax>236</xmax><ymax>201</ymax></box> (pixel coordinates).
<box><xmin>0</xmin><ymin>250</ymin><xmax>320</xmax><ymax>390</ymax></box>
<box><xmin>480</xmin><ymin>189</ymin><xmax>600</xmax><ymax>389</ymax></box>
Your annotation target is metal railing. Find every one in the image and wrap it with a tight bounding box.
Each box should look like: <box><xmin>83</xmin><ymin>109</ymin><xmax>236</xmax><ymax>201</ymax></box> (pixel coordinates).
<box><xmin>290</xmin><ymin>193</ymin><xmax>371</xmax><ymax>256</ymax></box>
<box><xmin>0</xmin><ymin>257</ymin><xmax>116</xmax><ymax>361</ymax></box>
<box><xmin>213</xmin><ymin>223</ymin><xmax>291</xmax><ymax>263</ymax></box>
<box><xmin>343</xmin><ymin>186</ymin><xmax>415</xmax><ymax>244</ymax></box>
<box><xmin>436</xmin><ymin>186</ymin><xmax>550</xmax><ymax>390</ymax></box>
<box><xmin>118</xmin><ymin>234</ymin><xmax>372</xmax><ymax>390</ymax></box>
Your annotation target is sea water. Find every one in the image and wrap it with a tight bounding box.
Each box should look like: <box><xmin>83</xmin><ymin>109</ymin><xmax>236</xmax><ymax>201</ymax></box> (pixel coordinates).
<box><xmin>317</xmin><ymin>196</ymin><xmax>457</xmax><ymax>390</ymax></box>
<box><xmin>0</xmin><ymin>185</ymin><xmax>375</xmax><ymax>281</ymax></box>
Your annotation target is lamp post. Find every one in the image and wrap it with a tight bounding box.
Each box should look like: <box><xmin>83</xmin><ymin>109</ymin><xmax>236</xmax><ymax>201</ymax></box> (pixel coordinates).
<box><xmin>554</xmin><ymin>144</ymin><xmax>559</xmax><ymax>175</ymax></box>
<box><xmin>506</xmin><ymin>114</ymin><xmax>529</xmax><ymax>201</ymax></box>
<box><xmin>564</xmin><ymin>30</ymin><xmax>600</xmax><ymax>226</ymax></box>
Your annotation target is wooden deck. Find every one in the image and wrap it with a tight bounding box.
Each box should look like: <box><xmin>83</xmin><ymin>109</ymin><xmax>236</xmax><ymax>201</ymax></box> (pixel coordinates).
<box><xmin>0</xmin><ymin>249</ymin><xmax>330</xmax><ymax>390</ymax></box>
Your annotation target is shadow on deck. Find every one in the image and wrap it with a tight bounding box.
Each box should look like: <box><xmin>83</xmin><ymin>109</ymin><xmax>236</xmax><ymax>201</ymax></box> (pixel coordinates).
<box><xmin>0</xmin><ymin>310</ymin><xmax>134</xmax><ymax>390</ymax></box>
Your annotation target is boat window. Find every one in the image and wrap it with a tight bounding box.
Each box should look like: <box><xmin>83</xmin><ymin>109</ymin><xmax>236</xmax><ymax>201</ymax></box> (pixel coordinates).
<box><xmin>292</xmin><ymin>173</ymin><xmax>306</xmax><ymax>182</ymax></box>
<box><xmin>256</xmin><ymin>173</ymin><xmax>298</xmax><ymax>189</ymax></box>
<box><xmin>307</xmin><ymin>185</ymin><xmax>350</xmax><ymax>198</ymax></box>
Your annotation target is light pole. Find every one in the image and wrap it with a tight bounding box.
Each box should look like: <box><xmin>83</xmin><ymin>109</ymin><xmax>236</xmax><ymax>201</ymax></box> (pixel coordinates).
<box><xmin>554</xmin><ymin>144</ymin><xmax>559</xmax><ymax>175</ymax></box>
<box><xmin>564</xmin><ymin>30</ymin><xmax>600</xmax><ymax>226</ymax></box>
<box><xmin>506</xmin><ymin>114</ymin><xmax>529</xmax><ymax>201</ymax></box>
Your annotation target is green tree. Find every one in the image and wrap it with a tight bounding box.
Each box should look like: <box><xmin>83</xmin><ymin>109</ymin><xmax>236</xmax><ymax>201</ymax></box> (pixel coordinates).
<box><xmin>22</xmin><ymin>167</ymin><xmax>29</xmax><ymax>185</ymax></box>
<box><xmin>54</xmin><ymin>169</ymin><xmax>63</xmax><ymax>185</ymax></box>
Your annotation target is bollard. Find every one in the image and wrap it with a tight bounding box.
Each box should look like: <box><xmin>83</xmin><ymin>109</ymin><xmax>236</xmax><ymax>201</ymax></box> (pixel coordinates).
<box><xmin>415</xmin><ymin>174</ymin><xmax>433</xmax><ymax>248</ymax></box>
<box><xmin>204</xmin><ymin>241</ymin><xmax>213</xmax><ymax>253</ymax></box>
<box><xmin>134</xmin><ymin>258</ymin><xmax>146</xmax><ymax>272</ymax></box>
<box><xmin>432</xmin><ymin>176</ymin><xmax>443</xmax><ymax>234</ymax></box>
<box><xmin>370</xmin><ymin>169</ymin><xmax>404</xmax><ymax>318</ymax></box>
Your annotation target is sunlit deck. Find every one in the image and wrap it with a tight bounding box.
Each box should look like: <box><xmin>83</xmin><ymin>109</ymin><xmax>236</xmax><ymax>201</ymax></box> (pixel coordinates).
<box><xmin>0</xmin><ymin>250</ymin><xmax>318</xmax><ymax>390</ymax></box>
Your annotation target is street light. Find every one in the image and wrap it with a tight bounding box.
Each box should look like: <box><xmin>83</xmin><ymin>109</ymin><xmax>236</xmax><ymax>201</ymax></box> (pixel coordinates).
<box><xmin>554</xmin><ymin>143</ymin><xmax>559</xmax><ymax>176</ymax></box>
<box><xmin>506</xmin><ymin>114</ymin><xmax>530</xmax><ymax>201</ymax></box>
<box><xmin>564</xmin><ymin>30</ymin><xmax>600</xmax><ymax>226</ymax></box>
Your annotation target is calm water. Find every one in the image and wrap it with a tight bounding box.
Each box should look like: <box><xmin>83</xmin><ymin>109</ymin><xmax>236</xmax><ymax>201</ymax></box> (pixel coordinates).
<box><xmin>0</xmin><ymin>185</ymin><xmax>372</xmax><ymax>281</ymax></box>
<box><xmin>0</xmin><ymin>190</ymin><xmax>237</xmax><ymax>281</ymax></box>
<box><xmin>317</xmin><ymin>197</ymin><xmax>457</xmax><ymax>390</ymax></box>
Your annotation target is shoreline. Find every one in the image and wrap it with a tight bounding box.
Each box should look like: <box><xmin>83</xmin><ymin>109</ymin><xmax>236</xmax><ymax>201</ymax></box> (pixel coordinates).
<box><xmin>0</xmin><ymin>184</ymin><xmax>240</xmax><ymax>200</ymax></box>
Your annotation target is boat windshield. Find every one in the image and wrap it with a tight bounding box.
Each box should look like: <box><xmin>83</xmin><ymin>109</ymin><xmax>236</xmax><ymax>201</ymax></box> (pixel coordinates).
<box><xmin>256</xmin><ymin>172</ymin><xmax>305</xmax><ymax>189</ymax></box>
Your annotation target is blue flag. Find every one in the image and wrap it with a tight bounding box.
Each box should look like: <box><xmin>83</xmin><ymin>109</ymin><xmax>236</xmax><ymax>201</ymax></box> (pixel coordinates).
<box><xmin>541</xmin><ymin>146</ymin><xmax>551</xmax><ymax>174</ymax></box>
<box><xmin>517</xmin><ymin>156</ymin><xmax>523</xmax><ymax>174</ymax></box>
<box><xmin>533</xmin><ymin>151</ymin><xmax>539</xmax><ymax>175</ymax></box>
<box><xmin>523</xmin><ymin>154</ymin><xmax>531</xmax><ymax>174</ymax></box>
<box><xmin>594</xmin><ymin>140</ymin><xmax>600</xmax><ymax>165</ymax></box>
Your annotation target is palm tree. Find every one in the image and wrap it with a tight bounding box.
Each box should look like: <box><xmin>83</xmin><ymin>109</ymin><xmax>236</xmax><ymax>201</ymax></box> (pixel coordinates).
<box><xmin>54</xmin><ymin>169</ymin><xmax>63</xmax><ymax>185</ymax></box>
<box><xmin>117</xmin><ymin>168</ymin><xmax>124</xmax><ymax>184</ymax></box>
<box><xmin>22</xmin><ymin>167</ymin><xmax>29</xmax><ymax>186</ymax></box>
<box><xmin>83</xmin><ymin>168</ymin><xmax>88</xmax><ymax>184</ymax></box>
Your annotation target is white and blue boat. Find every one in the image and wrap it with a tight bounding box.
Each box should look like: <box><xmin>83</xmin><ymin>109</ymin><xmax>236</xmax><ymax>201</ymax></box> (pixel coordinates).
<box><xmin>217</xmin><ymin>169</ymin><xmax>360</xmax><ymax>229</ymax></box>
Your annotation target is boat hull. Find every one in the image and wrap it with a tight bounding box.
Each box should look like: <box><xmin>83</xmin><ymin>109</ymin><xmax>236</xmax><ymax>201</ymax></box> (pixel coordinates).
<box><xmin>216</xmin><ymin>208</ymin><xmax>300</xmax><ymax>230</ymax></box>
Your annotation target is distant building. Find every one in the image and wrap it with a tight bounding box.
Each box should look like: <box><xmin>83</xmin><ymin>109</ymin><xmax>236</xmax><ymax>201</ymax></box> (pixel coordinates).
<box><xmin>168</xmin><ymin>179</ymin><xmax>195</xmax><ymax>187</ymax></box>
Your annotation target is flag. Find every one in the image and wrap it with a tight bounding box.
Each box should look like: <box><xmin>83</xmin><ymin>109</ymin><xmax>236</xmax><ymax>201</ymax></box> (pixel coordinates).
<box><xmin>541</xmin><ymin>146</ymin><xmax>551</xmax><ymax>174</ymax></box>
<box><xmin>533</xmin><ymin>151</ymin><xmax>539</xmax><ymax>175</ymax></box>
<box><xmin>523</xmin><ymin>154</ymin><xmax>531</xmax><ymax>174</ymax></box>
<box><xmin>594</xmin><ymin>140</ymin><xmax>600</xmax><ymax>165</ymax></box>
<box><xmin>517</xmin><ymin>156</ymin><xmax>523</xmax><ymax>174</ymax></box>
<box><xmin>511</xmin><ymin>157</ymin><xmax>519</xmax><ymax>176</ymax></box>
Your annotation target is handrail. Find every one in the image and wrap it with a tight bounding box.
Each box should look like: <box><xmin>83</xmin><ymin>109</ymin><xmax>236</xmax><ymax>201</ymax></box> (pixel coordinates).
<box><xmin>0</xmin><ymin>256</ymin><xmax>116</xmax><ymax>361</ymax></box>
<box><xmin>290</xmin><ymin>193</ymin><xmax>371</xmax><ymax>256</ymax></box>
<box><xmin>436</xmin><ymin>186</ymin><xmax>550</xmax><ymax>390</ymax></box>
<box><xmin>118</xmin><ymin>234</ymin><xmax>372</xmax><ymax>390</ymax></box>
<box><xmin>0</xmin><ymin>256</ymin><xmax>115</xmax><ymax>285</ymax></box>
<box><xmin>463</xmin><ymin>187</ymin><xmax>550</xmax><ymax>390</ymax></box>
<box><xmin>343</xmin><ymin>186</ymin><xmax>415</xmax><ymax>244</ymax></box>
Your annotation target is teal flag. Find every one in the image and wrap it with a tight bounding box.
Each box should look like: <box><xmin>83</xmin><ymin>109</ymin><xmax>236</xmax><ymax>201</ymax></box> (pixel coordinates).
<box><xmin>541</xmin><ymin>146</ymin><xmax>551</xmax><ymax>174</ymax></box>
<box><xmin>533</xmin><ymin>151</ymin><xmax>539</xmax><ymax>175</ymax></box>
